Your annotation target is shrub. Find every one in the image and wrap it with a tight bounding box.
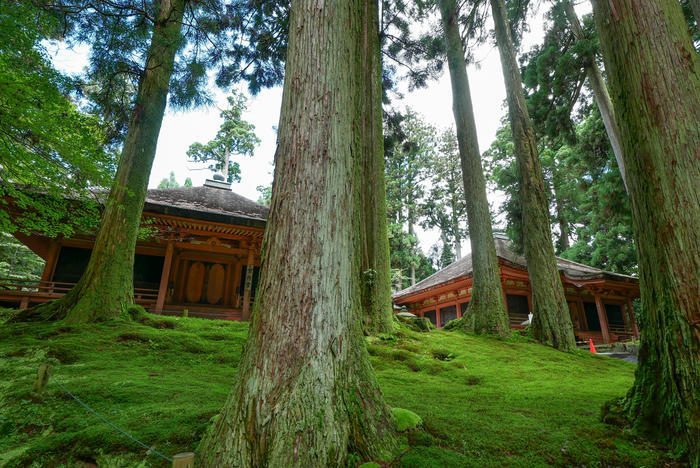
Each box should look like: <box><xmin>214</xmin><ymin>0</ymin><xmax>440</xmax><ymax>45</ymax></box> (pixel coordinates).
<box><xmin>391</xmin><ymin>407</ymin><xmax>423</xmax><ymax>431</ymax></box>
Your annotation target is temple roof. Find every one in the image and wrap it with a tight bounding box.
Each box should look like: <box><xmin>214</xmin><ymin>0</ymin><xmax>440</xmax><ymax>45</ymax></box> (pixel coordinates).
<box><xmin>393</xmin><ymin>235</ymin><xmax>637</xmax><ymax>300</ymax></box>
<box><xmin>144</xmin><ymin>186</ymin><xmax>268</xmax><ymax>228</ymax></box>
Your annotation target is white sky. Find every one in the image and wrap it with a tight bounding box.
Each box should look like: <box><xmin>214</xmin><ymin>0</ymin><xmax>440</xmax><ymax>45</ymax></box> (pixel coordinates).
<box><xmin>47</xmin><ymin>3</ymin><xmax>591</xmax><ymax>258</ymax></box>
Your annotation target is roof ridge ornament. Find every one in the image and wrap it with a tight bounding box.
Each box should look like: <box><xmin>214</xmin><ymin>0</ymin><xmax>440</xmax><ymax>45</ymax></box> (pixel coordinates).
<box><xmin>204</xmin><ymin>173</ymin><xmax>232</xmax><ymax>190</ymax></box>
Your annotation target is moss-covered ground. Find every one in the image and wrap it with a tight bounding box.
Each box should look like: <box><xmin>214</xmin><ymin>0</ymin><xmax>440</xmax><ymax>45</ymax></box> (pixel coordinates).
<box><xmin>0</xmin><ymin>313</ymin><xmax>675</xmax><ymax>467</ymax></box>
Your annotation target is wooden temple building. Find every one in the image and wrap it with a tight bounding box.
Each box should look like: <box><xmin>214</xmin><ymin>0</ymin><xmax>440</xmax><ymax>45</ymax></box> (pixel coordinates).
<box><xmin>2</xmin><ymin>178</ymin><xmax>266</xmax><ymax>320</ymax></box>
<box><xmin>393</xmin><ymin>234</ymin><xmax>640</xmax><ymax>344</ymax></box>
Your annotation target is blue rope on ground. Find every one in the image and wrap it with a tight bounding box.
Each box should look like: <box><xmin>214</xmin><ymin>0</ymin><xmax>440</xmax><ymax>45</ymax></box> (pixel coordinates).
<box><xmin>45</xmin><ymin>369</ymin><xmax>173</xmax><ymax>463</ymax></box>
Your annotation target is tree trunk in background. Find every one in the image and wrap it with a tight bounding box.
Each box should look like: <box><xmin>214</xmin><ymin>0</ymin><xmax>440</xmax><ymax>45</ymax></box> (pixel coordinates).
<box><xmin>359</xmin><ymin>0</ymin><xmax>393</xmax><ymax>335</ymax></box>
<box><xmin>490</xmin><ymin>0</ymin><xmax>576</xmax><ymax>350</ymax></box>
<box><xmin>439</xmin><ymin>0</ymin><xmax>510</xmax><ymax>336</ymax></box>
<box><xmin>197</xmin><ymin>0</ymin><xmax>397</xmax><ymax>465</ymax></box>
<box><xmin>552</xmin><ymin>175</ymin><xmax>570</xmax><ymax>252</ymax></box>
<box><xmin>563</xmin><ymin>0</ymin><xmax>628</xmax><ymax>193</ymax></box>
<box><xmin>555</xmin><ymin>196</ymin><xmax>570</xmax><ymax>253</ymax></box>
<box><xmin>408</xmin><ymin>208</ymin><xmax>416</xmax><ymax>285</ymax></box>
<box><xmin>451</xmin><ymin>197</ymin><xmax>463</xmax><ymax>259</ymax></box>
<box><xmin>12</xmin><ymin>0</ymin><xmax>186</xmax><ymax>324</ymax></box>
<box><xmin>689</xmin><ymin>0</ymin><xmax>700</xmax><ymax>28</ymax></box>
<box><xmin>591</xmin><ymin>0</ymin><xmax>700</xmax><ymax>461</ymax></box>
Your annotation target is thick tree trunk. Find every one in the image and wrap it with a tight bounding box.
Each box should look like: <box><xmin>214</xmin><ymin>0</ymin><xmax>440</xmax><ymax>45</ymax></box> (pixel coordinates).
<box><xmin>591</xmin><ymin>0</ymin><xmax>700</xmax><ymax>462</ymax></box>
<box><xmin>359</xmin><ymin>0</ymin><xmax>394</xmax><ymax>335</ymax></box>
<box><xmin>563</xmin><ymin>0</ymin><xmax>628</xmax><ymax>193</ymax></box>
<box><xmin>439</xmin><ymin>0</ymin><xmax>509</xmax><ymax>336</ymax></box>
<box><xmin>197</xmin><ymin>0</ymin><xmax>397</xmax><ymax>465</ymax></box>
<box><xmin>12</xmin><ymin>0</ymin><xmax>185</xmax><ymax>324</ymax></box>
<box><xmin>490</xmin><ymin>0</ymin><xmax>576</xmax><ymax>350</ymax></box>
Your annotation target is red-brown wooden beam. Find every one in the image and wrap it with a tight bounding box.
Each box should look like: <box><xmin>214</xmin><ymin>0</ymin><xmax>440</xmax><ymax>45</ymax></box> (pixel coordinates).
<box><xmin>155</xmin><ymin>242</ymin><xmax>175</xmax><ymax>313</ymax></box>
<box><xmin>594</xmin><ymin>294</ymin><xmax>611</xmax><ymax>344</ymax></box>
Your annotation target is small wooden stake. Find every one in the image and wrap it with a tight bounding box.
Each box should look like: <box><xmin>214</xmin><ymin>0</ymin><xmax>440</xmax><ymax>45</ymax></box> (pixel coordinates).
<box><xmin>172</xmin><ymin>452</ymin><xmax>195</xmax><ymax>468</ymax></box>
<box><xmin>32</xmin><ymin>364</ymin><xmax>51</xmax><ymax>394</ymax></box>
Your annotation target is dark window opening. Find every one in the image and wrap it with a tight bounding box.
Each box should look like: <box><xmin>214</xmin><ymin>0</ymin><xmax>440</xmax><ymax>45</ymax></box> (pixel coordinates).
<box><xmin>52</xmin><ymin>247</ymin><xmax>91</xmax><ymax>283</ymax></box>
<box><xmin>583</xmin><ymin>302</ymin><xmax>601</xmax><ymax>331</ymax></box>
<box><xmin>423</xmin><ymin>310</ymin><xmax>437</xmax><ymax>326</ymax></box>
<box><xmin>506</xmin><ymin>294</ymin><xmax>530</xmax><ymax>327</ymax></box>
<box><xmin>53</xmin><ymin>246</ymin><xmax>164</xmax><ymax>289</ymax></box>
<box><xmin>459</xmin><ymin>301</ymin><xmax>470</xmax><ymax>316</ymax></box>
<box><xmin>134</xmin><ymin>254</ymin><xmax>164</xmax><ymax>289</ymax></box>
<box><xmin>439</xmin><ymin>305</ymin><xmax>457</xmax><ymax>327</ymax></box>
<box><xmin>604</xmin><ymin>304</ymin><xmax>625</xmax><ymax>326</ymax></box>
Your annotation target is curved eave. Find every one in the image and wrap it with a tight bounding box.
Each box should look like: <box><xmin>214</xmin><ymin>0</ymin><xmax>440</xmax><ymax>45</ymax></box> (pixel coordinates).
<box><xmin>144</xmin><ymin>202</ymin><xmax>267</xmax><ymax>229</ymax></box>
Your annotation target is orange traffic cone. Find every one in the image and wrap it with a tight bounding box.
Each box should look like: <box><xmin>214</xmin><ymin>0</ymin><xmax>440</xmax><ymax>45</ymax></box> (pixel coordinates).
<box><xmin>589</xmin><ymin>338</ymin><xmax>597</xmax><ymax>353</ymax></box>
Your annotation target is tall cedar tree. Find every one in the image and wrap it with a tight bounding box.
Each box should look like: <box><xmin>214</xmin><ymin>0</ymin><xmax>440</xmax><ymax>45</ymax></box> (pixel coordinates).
<box><xmin>186</xmin><ymin>93</ymin><xmax>260</xmax><ymax>183</ymax></box>
<box><xmin>359</xmin><ymin>0</ymin><xmax>394</xmax><ymax>335</ymax></box>
<box><xmin>420</xmin><ymin>130</ymin><xmax>468</xmax><ymax>260</ymax></box>
<box><xmin>490</xmin><ymin>0</ymin><xmax>576</xmax><ymax>350</ymax></box>
<box><xmin>592</xmin><ymin>0</ymin><xmax>700</xmax><ymax>461</ymax></box>
<box><xmin>197</xmin><ymin>0</ymin><xmax>397</xmax><ymax>464</ymax></box>
<box><xmin>438</xmin><ymin>0</ymin><xmax>509</xmax><ymax>335</ymax></box>
<box><xmin>14</xmin><ymin>0</ymin><xmax>187</xmax><ymax>323</ymax></box>
<box><xmin>384</xmin><ymin>110</ymin><xmax>434</xmax><ymax>286</ymax></box>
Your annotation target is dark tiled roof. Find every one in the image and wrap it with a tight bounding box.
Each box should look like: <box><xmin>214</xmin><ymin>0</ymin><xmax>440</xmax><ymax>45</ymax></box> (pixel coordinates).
<box><xmin>144</xmin><ymin>186</ymin><xmax>268</xmax><ymax>227</ymax></box>
<box><xmin>393</xmin><ymin>236</ymin><xmax>637</xmax><ymax>299</ymax></box>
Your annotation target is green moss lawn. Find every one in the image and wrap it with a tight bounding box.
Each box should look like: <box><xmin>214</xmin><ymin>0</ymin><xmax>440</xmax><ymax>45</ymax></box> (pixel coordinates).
<box><xmin>0</xmin><ymin>313</ymin><xmax>674</xmax><ymax>467</ymax></box>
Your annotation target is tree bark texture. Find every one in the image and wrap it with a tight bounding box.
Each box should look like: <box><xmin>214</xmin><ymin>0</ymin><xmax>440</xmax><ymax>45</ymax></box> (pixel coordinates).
<box><xmin>438</xmin><ymin>0</ymin><xmax>510</xmax><ymax>336</ymax></box>
<box><xmin>490</xmin><ymin>0</ymin><xmax>577</xmax><ymax>350</ymax></box>
<box><xmin>12</xmin><ymin>0</ymin><xmax>186</xmax><ymax>324</ymax></box>
<box><xmin>591</xmin><ymin>0</ymin><xmax>700</xmax><ymax>461</ymax></box>
<box><xmin>408</xmin><ymin>209</ymin><xmax>416</xmax><ymax>285</ymax></box>
<box><xmin>451</xmin><ymin>196</ymin><xmax>463</xmax><ymax>259</ymax></box>
<box><xmin>197</xmin><ymin>1</ymin><xmax>397</xmax><ymax>465</ymax></box>
<box><xmin>563</xmin><ymin>0</ymin><xmax>628</xmax><ymax>193</ymax></box>
<box><xmin>359</xmin><ymin>0</ymin><xmax>394</xmax><ymax>335</ymax></box>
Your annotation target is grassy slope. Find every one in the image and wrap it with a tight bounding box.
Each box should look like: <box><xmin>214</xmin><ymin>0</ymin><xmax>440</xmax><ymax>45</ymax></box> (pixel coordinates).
<box><xmin>0</xmin><ymin>314</ymin><xmax>672</xmax><ymax>467</ymax></box>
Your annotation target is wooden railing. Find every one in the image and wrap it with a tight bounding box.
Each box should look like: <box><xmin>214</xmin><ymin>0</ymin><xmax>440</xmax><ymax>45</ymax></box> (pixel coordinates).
<box><xmin>0</xmin><ymin>278</ymin><xmax>74</xmax><ymax>296</ymax></box>
<box><xmin>0</xmin><ymin>278</ymin><xmax>158</xmax><ymax>304</ymax></box>
<box><xmin>608</xmin><ymin>323</ymin><xmax>633</xmax><ymax>336</ymax></box>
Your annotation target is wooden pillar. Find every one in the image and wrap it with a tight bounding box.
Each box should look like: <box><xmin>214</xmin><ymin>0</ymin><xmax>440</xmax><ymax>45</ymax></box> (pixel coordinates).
<box><xmin>577</xmin><ymin>296</ymin><xmax>589</xmax><ymax>330</ymax></box>
<box><xmin>40</xmin><ymin>242</ymin><xmax>59</xmax><ymax>283</ymax></box>
<box><xmin>155</xmin><ymin>242</ymin><xmax>175</xmax><ymax>314</ymax></box>
<box><xmin>594</xmin><ymin>294</ymin><xmax>611</xmax><ymax>344</ymax></box>
<box><xmin>626</xmin><ymin>297</ymin><xmax>639</xmax><ymax>337</ymax></box>
<box><xmin>19</xmin><ymin>296</ymin><xmax>29</xmax><ymax>309</ymax></box>
<box><xmin>435</xmin><ymin>305</ymin><xmax>441</xmax><ymax>329</ymax></box>
<box><xmin>241</xmin><ymin>247</ymin><xmax>255</xmax><ymax>321</ymax></box>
